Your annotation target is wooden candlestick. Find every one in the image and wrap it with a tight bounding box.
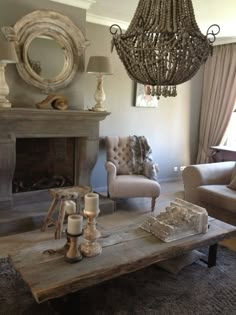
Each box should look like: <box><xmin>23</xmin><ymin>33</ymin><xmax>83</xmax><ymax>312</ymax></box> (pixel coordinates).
<box><xmin>64</xmin><ymin>231</ymin><xmax>83</xmax><ymax>263</ymax></box>
<box><xmin>80</xmin><ymin>193</ymin><xmax>102</xmax><ymax>257</ymax></box>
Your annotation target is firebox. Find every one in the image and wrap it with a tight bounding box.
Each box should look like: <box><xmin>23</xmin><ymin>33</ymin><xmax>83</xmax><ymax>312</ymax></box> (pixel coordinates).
<box><xmin>13</xmin><ymin>138</ymin><xmax>75</xmax><ymax>193</ymax></box>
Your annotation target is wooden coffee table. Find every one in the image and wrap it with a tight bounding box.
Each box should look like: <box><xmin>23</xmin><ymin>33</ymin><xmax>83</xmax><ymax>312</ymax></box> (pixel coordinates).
<box><xmin>1</xmin><ymin>216</ymin><xmax>236</xmax><ymax>303</ymax></box>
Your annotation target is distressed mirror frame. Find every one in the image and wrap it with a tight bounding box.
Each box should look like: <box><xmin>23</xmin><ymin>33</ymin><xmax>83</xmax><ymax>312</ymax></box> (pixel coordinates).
<box><xmin>1</xmin><ymin>10</ymin><xmax>90</xmax><ymax>93</ymax></box>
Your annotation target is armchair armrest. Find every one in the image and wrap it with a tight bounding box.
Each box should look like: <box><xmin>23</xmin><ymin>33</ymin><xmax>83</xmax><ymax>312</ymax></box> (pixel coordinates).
<box><xmin>105</xmin><ymin>161</ymin><xmax>117</xmax><ymax>180</ymax></box>
<box><xmin>182</xmin><ymin>161</ymin><xmax>235</xmax><ymax>203</ymax></box>
<box><xmin>105</xmin><ymin>161</ymin><xmax>118</xmax><ymax>197</ymax></box>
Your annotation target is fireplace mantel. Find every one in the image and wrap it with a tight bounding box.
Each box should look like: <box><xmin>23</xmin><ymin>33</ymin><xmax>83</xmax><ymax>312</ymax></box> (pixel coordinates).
<box><xmin>0</xmin><ymin>108</ymin><xmax>110</xmax><ymax>210</ymax></box>
<box><xmin>0</xmin><ymin>108</ymin><xmax>109</xmax><ymax>138</ymax></box>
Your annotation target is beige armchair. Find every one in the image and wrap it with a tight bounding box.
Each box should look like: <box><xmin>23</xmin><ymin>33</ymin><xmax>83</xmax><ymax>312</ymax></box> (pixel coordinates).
<box><xmin>105</xmin><ymin>136</ymin><xmax>161</xmax><ymax>211</ymax></box>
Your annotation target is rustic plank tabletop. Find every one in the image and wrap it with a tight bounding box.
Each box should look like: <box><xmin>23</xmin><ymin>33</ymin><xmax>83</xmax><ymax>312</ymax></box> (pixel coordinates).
<box><xmin>1</xmin><ymin>216</ymin><xmax>236</xmax><ymax>303</ymax></box>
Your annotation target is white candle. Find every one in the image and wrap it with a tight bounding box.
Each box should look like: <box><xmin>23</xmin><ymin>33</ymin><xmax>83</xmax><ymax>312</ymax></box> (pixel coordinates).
<box><xmin>84</xmin><ymin>193</ymin><xmax>99</xmax><ymax>213</ymax></box>
<box><xmin>64</xmin><ymin>200</ymin><xmax>76</xmax><ymax>215</ymax></box>
<box><xmin>67</xmin><ymin>214</ymin><xmax>83</xmax><ymax>235</ymax></box>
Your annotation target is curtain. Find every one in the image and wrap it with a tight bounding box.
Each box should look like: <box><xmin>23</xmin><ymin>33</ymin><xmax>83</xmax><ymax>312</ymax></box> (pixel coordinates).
<box><xmin>196</xmin><ymin>43</ymin><xmax>236</xmax><ymax>164</ymax></box>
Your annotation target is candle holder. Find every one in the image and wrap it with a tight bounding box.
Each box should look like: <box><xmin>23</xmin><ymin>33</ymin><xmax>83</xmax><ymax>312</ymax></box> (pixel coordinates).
<box><xmin>80</xmin><ymin>193</ymin><xmax>102</xmax><ymax>257</ymax></box>
<box><xmin>64</xmin><ymin>233</ymin><xmax>71</xmax><ymax>251</ymax></box>
<box><xmin>64</xmin><ymin>230</ymin><xmax>83</xmax><ymax>263</ymax></box>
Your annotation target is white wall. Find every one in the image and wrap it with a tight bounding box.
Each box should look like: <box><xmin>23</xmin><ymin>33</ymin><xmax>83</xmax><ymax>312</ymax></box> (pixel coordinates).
<box><xmin>85</xmin><ymin>23</ymin><xmax>203</xmax><ymax>190</ymax></box>
<box><xmin>0</xmin><ymin>1</ymin><xmax>203</xmax><ymax>190</ymax></box>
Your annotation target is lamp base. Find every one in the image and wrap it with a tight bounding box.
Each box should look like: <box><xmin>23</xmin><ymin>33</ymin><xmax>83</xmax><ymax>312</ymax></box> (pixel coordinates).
<box><xmin>92</xmin><ymin>104</ymin><xmax>106</xmax><ymax>112</ymax></box>
<box><xmin>0</xmin><ymin>63</ymin><xmax>12</xmax><ymax>108</ymax></box>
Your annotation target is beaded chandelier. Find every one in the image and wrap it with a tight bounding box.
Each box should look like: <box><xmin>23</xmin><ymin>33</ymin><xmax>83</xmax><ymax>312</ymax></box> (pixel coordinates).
<box><xmin>110</xmin><ymin>0</ymin><xmax>220</xmax><ymax>98</ymax></box>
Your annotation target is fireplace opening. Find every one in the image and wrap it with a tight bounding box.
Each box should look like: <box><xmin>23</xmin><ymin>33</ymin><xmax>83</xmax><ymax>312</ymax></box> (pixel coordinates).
<box><xmin>13</xmin><ymin>138</ymin><xmax>75</xmax><ymax>193</ymax></box>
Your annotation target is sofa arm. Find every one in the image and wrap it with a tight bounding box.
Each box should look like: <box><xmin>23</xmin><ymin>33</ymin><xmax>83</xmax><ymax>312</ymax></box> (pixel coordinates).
<box><xmin>182</xmin><ymin>161</ymin><xmax>235</xmax><ymax>203</ymax></box>
<box><xmin>183</xmin><ymin>162</ymin><xmax>235</xmax><ymax>187</ymax></box>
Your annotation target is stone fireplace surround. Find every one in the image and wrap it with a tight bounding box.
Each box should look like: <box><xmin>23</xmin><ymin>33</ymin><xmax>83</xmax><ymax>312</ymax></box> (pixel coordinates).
<box><xmin>0</xmin><ymin>108</ymin><xmax>109</xmax><ymax>211</ymax></box>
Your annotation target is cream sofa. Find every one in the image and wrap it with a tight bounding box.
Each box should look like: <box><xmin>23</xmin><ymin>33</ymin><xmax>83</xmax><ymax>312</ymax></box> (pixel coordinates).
<box><xmin>182</xmin><ymin>161</ymin><xmax>236</xmax><ymax>225</ymax></box>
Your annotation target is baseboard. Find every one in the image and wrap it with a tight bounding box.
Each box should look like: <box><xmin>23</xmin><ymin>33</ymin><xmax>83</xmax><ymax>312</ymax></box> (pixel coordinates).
<box><xmin>158</xmin><ymin>176</ymin><xmax>182</xmax><ymax>183</ymax></box>
<box><xmin>93</xmin><ymin>186</ymin><xmax>108</xmax><ymax>193</ymax></box>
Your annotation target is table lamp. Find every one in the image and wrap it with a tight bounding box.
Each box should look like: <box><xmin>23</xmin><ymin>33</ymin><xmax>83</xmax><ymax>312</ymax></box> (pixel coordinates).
<box><xmin>86</xmin><ymin>56</ymin><xmax>113</xmax><ymax>112</ymax></box>
<box><xmin>0</xmin><ymin>40</ymin><xmax>18</xmax><ymax>108</ymax></box>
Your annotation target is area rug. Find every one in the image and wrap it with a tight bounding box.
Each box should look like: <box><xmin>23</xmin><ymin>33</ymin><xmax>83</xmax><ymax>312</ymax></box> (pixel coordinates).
<box><xmin>1</xmin><ymin>246</ymin><xmax>236</xmax><ymax>315</ymax></box>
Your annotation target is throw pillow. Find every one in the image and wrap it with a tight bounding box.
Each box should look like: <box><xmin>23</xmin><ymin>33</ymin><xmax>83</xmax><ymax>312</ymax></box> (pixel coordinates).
<box><xmin>228</xmin><ymin>174</ymin><xmax>236</xmax><ymax>190</ymax></box>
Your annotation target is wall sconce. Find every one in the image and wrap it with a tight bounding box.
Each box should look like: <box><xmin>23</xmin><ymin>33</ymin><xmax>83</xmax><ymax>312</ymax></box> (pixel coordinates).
<box><xmin>86</xmin><ymin>56</ymin><xmax>113</xmax><ymax>112</ymax></box>
<box><xmin>0</xmin><ymin>40</ymin><xmax>18</xmax><ymax>108</ymax></box>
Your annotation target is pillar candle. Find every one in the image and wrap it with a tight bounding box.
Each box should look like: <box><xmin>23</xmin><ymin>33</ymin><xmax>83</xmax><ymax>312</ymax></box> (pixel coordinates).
<box><xmin>64</xmin><ymin>200</ymin><xmax>76</xmax><ymax>215</ymax></box>
<box><xmin>67</xmin><ymin>214</ymin><xmax>83</xmax><ymax>235</ymax></box>
<box><xmin>84</xmin><ymin>193</ymin><xmax>99</xmax><ymax>213</ymax></box>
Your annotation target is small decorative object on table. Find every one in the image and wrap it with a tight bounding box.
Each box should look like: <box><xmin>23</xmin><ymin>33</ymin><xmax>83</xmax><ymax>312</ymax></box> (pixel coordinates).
<box><xmin>65</xmin><ymin>214</ymin><xmax>83</xmax><ymax>263</ymax></box>
<box><xmin>36</xmin><ymin>94</ymin><xmax>69</xmax><ymax>110</ymax></box>
<box><xmin>140</xmin><ymin>198</ymin><xmax>208</xmax><ymax>242</ymax></box>
<box><xmin>80</xmin><ymin>193</ymin><xmax>102</xmax><ymax>257</ymax></box>
<box><xmin>63</xmin><ymin>200</ymin><xmax>77</xmax><ymax>250</ymax></box>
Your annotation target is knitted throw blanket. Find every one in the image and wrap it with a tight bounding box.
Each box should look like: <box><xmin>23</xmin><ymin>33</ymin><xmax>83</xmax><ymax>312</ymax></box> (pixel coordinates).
<box><xmin>128</xmin><ymin>136</ymin><xmax>158</xmax><ymax>180</ymax></box>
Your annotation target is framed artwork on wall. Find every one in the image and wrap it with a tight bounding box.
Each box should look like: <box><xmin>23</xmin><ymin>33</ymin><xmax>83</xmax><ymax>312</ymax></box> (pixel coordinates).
<box><xmin>134</xmin><ymin>83</ymin><xmax>158</xmax><ymax>108</ymax></box>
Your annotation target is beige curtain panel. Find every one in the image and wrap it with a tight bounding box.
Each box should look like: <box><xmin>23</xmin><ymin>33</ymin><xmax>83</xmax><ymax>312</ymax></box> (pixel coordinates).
<box><xmin>196</xmin><ymin>43</ymin><xmax>236</xmax><ymax>164</ymax></box>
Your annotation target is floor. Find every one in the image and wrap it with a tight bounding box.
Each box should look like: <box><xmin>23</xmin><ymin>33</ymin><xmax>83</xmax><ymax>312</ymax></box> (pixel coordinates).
<box><xmin>98</xmin><ymin>180</ymin><xmax>236</xmax><ymax>252</ymax></box>
<box><xmin>98</xmin><ymin>180</ymin><xmax>185</xmax><ymax>230</ymax></box>
<box><xmin>1</xmin><ymin>180</ymin><xmax>236</xmax><ymax>250</ymax></box>
<box><xmin>0</xmin><ymin>180</ymin><xmax>184</xmax><ymax>237</ymax></box>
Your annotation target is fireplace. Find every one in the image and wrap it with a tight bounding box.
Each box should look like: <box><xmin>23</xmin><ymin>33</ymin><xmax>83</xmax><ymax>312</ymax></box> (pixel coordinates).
<box><xmin>0</xmin><ymin>108</ymin><xmax>109</xmax><ymax>210</ymax></box>
<box><xmin>13</xmin><ymin>138</ymin><xmax>75</xmax><ymax>193</ymax></box>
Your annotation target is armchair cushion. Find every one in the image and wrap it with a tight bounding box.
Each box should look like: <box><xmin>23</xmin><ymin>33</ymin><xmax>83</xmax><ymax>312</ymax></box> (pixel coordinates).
<box><xmin>198</xmin><ymin>185</ymin><xmax>236</xmax><ymax>212</ymax></box>
<box><xmin>108</xmin><ymin>174</ymin><xmax>161</xmax><ymax>199</ymax></box>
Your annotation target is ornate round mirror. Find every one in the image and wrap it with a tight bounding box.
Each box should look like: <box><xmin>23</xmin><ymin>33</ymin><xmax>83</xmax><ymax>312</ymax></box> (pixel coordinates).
<box><xmin>2</xmin><ymin>10</ymin><xmax>90</xmax><ymax>92</ymax></box>
<box><xmin>27</xmin><ymin>35</ymin><xmax>65</xmax><ymax>79</ymax></box>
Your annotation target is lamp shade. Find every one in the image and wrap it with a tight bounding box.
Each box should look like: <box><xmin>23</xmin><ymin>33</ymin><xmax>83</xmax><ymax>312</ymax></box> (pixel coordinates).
<box><xmin>86</xmin><ymin>56</ymin><xmax>113</xmax><ymax>75</ymax></box>
<box><xmin>0</xmin><ymin>40</ymin><xmax>18</xmax><ymax>64</ymax></box>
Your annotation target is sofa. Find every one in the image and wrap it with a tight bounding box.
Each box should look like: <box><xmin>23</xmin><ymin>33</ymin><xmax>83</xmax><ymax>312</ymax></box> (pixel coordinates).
<box><xmin>182</xmin><ymin>161</ymin><xmax>236</xmax><ymax>225</ymax></box>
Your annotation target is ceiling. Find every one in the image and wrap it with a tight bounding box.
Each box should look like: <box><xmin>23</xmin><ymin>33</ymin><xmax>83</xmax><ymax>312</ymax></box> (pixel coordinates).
<box><xmin>52</xmin><ymin>0</ymin><xmax>236</xmax><ymax>43</ymax></box>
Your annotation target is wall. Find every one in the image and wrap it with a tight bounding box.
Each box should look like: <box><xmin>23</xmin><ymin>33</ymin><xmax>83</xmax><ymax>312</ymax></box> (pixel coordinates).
<box><xmin>85</xmin><ymin>23</ymin><xmax>203</xmax><ymax>190</ymax></box>
<box><xmin>0</xmin><ymin>1</ymin><xmax>203</xmax><ymax>190</ymax></box>
<box><xmin>0</xmin><ymin>0</ymin><xmax>86</xmax><ymax>108</ymax></box>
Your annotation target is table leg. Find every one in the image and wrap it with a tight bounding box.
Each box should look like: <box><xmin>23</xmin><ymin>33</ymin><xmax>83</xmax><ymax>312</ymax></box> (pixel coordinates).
<box><xmin>41</xmin><ymin>198</ymin><xmax>59</xmax><ymax>231</ymax></box>
<box><xmin>208</xmin><ymin>243</ymin><xmax>218</xmax><ymax>267</ymax></box>
<box><xmin>55</xmin><ymin>201</ymin><xmax>66</xmax><ymax>239</ymax></box>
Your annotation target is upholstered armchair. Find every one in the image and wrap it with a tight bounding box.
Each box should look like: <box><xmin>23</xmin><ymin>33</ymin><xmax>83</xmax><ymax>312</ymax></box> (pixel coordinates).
<box><xmin>105</xmin><ymin>136</ymin><xmax>161</xmax><ymax>211</ymax></box>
